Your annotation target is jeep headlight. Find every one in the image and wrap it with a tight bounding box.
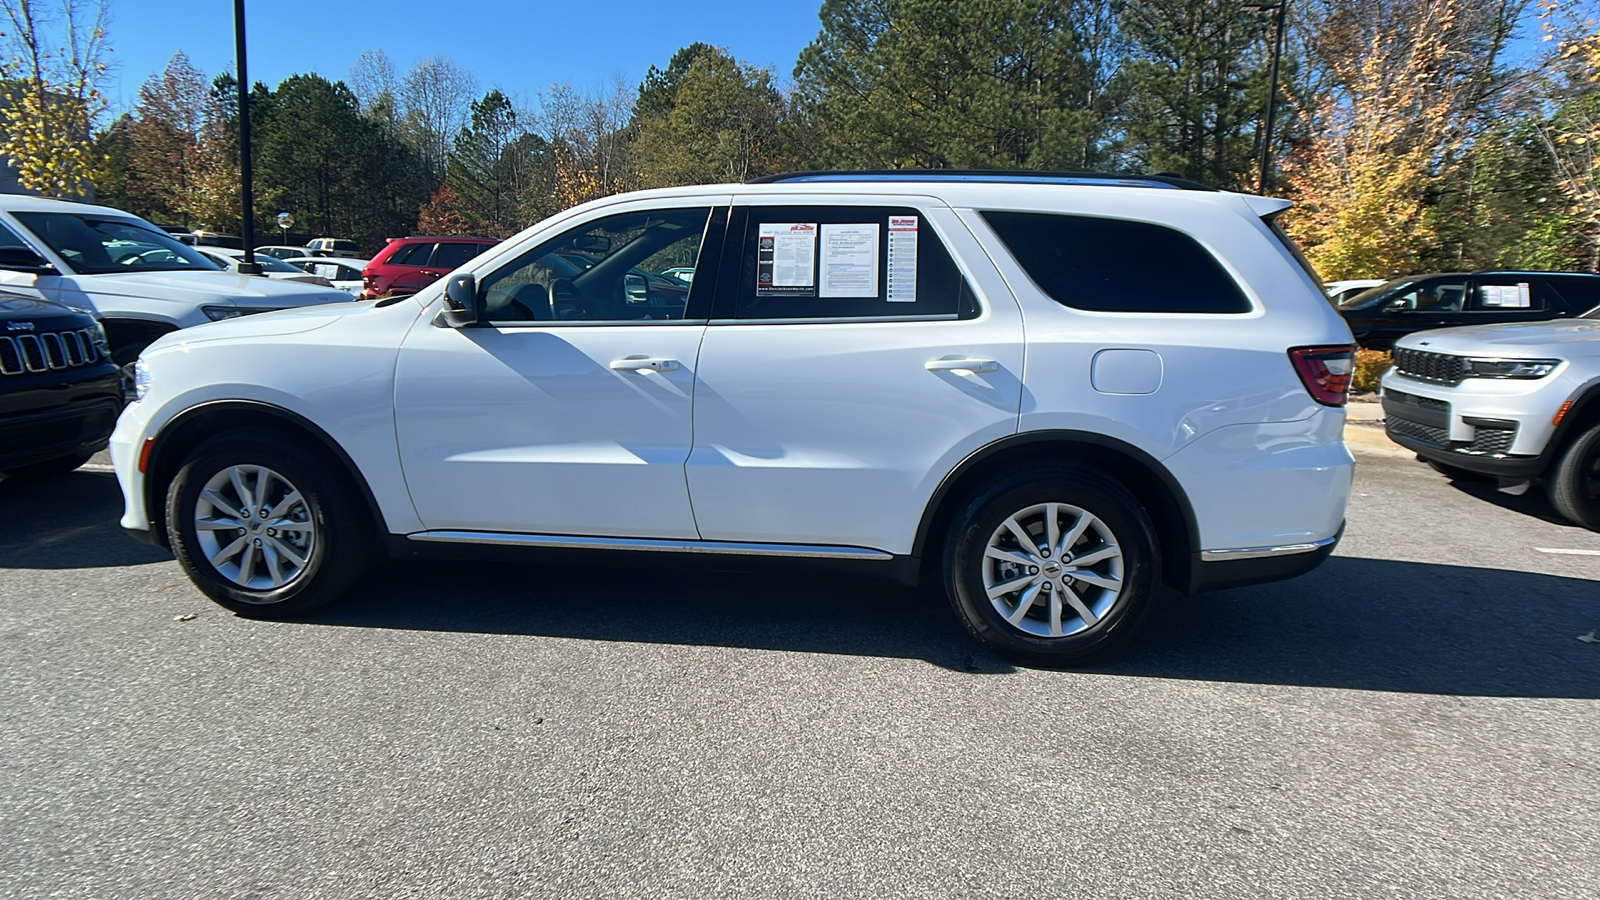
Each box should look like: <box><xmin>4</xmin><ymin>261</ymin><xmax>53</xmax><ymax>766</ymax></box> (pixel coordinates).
<box><xmin>1464</xmin><ymin>358</ymin><xmax>1561</xmax><ymax>379</ymax></box>
<box><xmin>202</xmin><ymin>305</ymin><xmax>243</xmax><ymax>321</ymax></box>
<box><xmin>133</xmin><ymin>357</ymin><xmax>151</xmax><ymax>401</ymax></box>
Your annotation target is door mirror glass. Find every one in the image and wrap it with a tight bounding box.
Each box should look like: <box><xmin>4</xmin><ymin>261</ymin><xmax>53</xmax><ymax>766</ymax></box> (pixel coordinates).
<box><xmin>441</xmin><ymin>273</ymin><xmax>482</xmax><ymax>327</ymax></box>
<box><xmin>0</xmin><ymin>245</ymin><xmax>55</xmax><ymax>275</ymax></box>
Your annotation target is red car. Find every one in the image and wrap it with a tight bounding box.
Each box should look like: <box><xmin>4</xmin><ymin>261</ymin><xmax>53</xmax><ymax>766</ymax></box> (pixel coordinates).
<box><xmin>362</xmin><ymin>236</ymin><xmax>500</xmax><ymax>298</ymax></box>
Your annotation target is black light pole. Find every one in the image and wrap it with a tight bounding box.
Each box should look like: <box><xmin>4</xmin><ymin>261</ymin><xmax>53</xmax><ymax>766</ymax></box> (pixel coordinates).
<box><xmin>233</xmin><ymin>0</ymin><xmax>260</xmax><ymax>275</ymax></box>
<box><xmin>1248</xmin><ymin>0</ymin><xmax>1289</xmax><ymax>195</ymax></box>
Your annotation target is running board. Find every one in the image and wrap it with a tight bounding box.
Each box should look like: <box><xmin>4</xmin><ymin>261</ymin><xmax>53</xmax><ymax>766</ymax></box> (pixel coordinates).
<box><xmin>406</xmin><ymin>531</ymin><xmax>895</xmax><ymax>561</ymax></box>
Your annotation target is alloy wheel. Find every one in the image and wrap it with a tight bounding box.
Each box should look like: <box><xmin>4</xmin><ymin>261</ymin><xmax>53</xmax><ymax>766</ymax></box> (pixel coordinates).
<box><xmin>981</xmin><ymin>502</ymin><xmax>1124</xmax><ymax>638</ymax></box>
<box><xmin>192</xmin><ymin>464</ymin><xmax>315</xmax><ymax>594</ymax></box>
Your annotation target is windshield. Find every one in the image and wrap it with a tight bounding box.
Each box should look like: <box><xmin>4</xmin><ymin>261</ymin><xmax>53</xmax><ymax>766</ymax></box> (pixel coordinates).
<box><xmin>14</xmin><ymin>212</ymin><xmax>222</xmax><ymax>275</ymax></box>
<box><xmin>1337</xmin><ymin>278</ymin><xmax>1415</xmax><ymax>310</ymax></box>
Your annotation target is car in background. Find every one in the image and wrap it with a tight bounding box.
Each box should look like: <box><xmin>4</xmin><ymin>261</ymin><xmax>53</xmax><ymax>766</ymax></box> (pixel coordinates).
<box><xmin>176</xmin><ymin>230</ymin><xmax>244</xmax><ymax>250</ymax></box>
<box><xmin>0</xmin><ymin>290</ymin><xmax>122</xmax><ymax>478</ymax></box>
<box><xmin>1338</xmin><ymin>271</ymin><xmax>1600</xmax><ymax>350</ymax></box>
<box><xmin>196</xmin><ymin>248</ymin><xmax>336</xmax><ymax>288</ymax></box>
<box><xmin>253</xmin><ymin>245</ymin><xmax>310</xmax><ymax>261</ymax></box>
<box><xmin>286</xmin><ymin>256</ymin><xmax>369</xmax><ymax>297</ymax></box>
<box><xmin>660</xmin><ymin>266</ymin><xmax>695</xmax><ymax>284</ymax></box>
<box><xmin>1324</xmin><ymin>278</ymin><xmax>1383</xmax><ymax>306</ymax></box>
<box><xmin>361</xmin><ymin>236</ymin><xmax>499</xmax><ymax>298</ymax></box>
<box><xmin>305</xmin><ymin>237</ymin><xmax>361</xmax><ymax>257</ymax></box>
<box><xmin>1381</xmin><ymin>306</ymin><xmax>1600</xmax><ymax>530</ymax></box>
<box><xmin>0</xmin><ymin>194</ymin><xmax>355</xmax><ymax>376</ymax></box>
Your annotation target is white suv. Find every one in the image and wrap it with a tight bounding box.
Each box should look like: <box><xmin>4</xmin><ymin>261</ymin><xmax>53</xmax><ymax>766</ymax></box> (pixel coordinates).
<box><xmin>1381</xmin><ymin>307</ymin><xmax>1600</xmax><ymax>530</ymax></box>
<box><xmin>0</xmin><ymin>195</ymin><xmax>353</xmax><ymax>373</ymax></box>
<box><xmin>110</xmin><ymin>172</ymin><xmax>1356</xmax><ymax>664</ymax></box>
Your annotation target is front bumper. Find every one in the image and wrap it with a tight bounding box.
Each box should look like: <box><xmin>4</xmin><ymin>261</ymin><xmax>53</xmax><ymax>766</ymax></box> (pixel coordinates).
<box><xmin>0</xmin><ymin>372</ymin><xmax>123</xmax><ymax>470</ymax></box>
<box><xmin>1379</xmin><ymin>371</ymin><xmax>1569</xmax><ymax>480</ymax></box>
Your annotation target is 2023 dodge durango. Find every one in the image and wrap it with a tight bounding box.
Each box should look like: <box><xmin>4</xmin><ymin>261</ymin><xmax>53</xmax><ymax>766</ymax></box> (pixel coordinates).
<box><xmin>111</xmin><ymin>171</ymin><xmax>1357</xmax><ymax>664</ymax></box>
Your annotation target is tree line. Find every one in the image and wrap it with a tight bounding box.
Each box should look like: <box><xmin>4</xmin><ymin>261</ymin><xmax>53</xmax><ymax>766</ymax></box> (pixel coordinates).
<box><xmin>4</xmin><ymin>0</ymin><xmax>1599</xmax><ymax>279</ymax></box>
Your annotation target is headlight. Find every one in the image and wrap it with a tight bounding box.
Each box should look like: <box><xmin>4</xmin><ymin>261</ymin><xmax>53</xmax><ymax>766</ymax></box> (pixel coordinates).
<box><xmin>202</xmin><ymin>305</ymin><xmax>243</xmax><ymax>321</ymax></box>
<box><xmin>1464</xmin><ymin>358</ymin><xmax>1561</xmax><ymax>379</ymax></box>
<box><xmin>133</xmin><ymin>357</ymin><xmax>151</xmax><ymax>401</ymax></box>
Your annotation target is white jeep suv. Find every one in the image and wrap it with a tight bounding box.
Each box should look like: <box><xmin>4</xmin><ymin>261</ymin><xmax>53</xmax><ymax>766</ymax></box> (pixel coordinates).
<box><xmin>0</xmin><ymin>195</ymin><xmax>354</xmax><ymax>373</ymax></box>
<box><xmin>111</xmin><ymin>172</ymin><xmax>1356</xmax><ymax>664</ymax></box>
<box><xmin>1381</xmin><ymin>304</ymin><xmax>1600</xmax><ymax>530</ymax></box>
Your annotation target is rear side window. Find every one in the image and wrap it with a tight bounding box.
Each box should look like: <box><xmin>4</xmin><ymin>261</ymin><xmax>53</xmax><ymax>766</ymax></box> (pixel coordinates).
<box><xmin>980</xmin><ymin>211</ymin><xmax>1252</xmax><ymax>314</ymax></box>
<box><xmin>1549</xmin><ymin>276</ymin><xmax>1600</xmax><ymax>314</ymax></box>
<box><xmin>735</xmin><ymin>206</ymin><xmax>978</xmax><ymax>320</ymax></box>
<box><xmin>429</xmin><ymin>242</ymin><xmax>481</xmax><ymax>270</ymax></box>
<box><xmin>388</xmin><ymin>242</ymin><xmax>434</xmax><ymax>266</ymax></box>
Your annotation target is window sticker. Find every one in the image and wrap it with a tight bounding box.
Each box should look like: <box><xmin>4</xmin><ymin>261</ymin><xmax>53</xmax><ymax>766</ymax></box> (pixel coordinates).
<box><xmin>756</xmin><ymin>222</ymin><xmax>816</xmax><ymax>295</ymax></box>
<box><xmin>819</xmin><ymin>223</ymin><xmax>880</xmax><ymax>298</ymax></box>
<box><xmin>887</xmin><ymin>215</ymin><xmax>918</xmax><ymax>302</ymax></box>
<box><xmin>1481</xmin><ymin>283</ymin><xmax>1532</xmax><ymax>308</ymax></box>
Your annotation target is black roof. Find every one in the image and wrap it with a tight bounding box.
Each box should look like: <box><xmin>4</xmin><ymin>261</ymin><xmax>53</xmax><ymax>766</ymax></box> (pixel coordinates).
<box><xmin>747</xmin><ymin>169</ymin><xmax>1218</xmax><ymax>191</ymax></box>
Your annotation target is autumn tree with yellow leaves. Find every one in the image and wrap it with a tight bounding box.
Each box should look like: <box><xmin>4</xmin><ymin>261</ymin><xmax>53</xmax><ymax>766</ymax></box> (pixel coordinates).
<box><xmin>0</xmin><ymin>0</ymin><xmax>110</xmax><ymax>198</ymax></box>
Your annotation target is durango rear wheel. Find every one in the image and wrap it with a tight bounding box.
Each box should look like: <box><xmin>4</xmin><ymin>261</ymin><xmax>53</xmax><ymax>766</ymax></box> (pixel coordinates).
<box><xmin>1546</xmin><ymin>422</ymin><xmax>1600</xmax><ymax>531</ymax></box>
<box><xmin>944</xmin><ymin>468</ymin><xmax>1160</xmax><ymax>665</ymax></box>
<box><xmin>165</xmin><ymin>428</ymin><xmax>372</xmax><ymax>616</ymax></box>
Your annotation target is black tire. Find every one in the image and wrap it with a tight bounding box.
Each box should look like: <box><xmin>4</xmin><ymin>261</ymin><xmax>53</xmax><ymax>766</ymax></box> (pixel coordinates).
<box><xmin>943</xmin><ymin>467</ymin><xmax>1161</xmax><ymax>666</ymax></box>
<box><xmin>1546</xmin><ymin>422</ymin><xmax>1600</xmax><ymax>531</ymax></box>
<box><xmin>1426</xmin><ymin>458</ymin><xmax>1488</xmax><ymax>482</ymax></box>
<box><xmin>1</xmin><ymin>451</ymin><xmax>93</xmax><ymax>479</ymax></box>
<box><xmin>165</xmin><ymin>427</ymin><xmax>373</xmax><ymax>616</ymax></box>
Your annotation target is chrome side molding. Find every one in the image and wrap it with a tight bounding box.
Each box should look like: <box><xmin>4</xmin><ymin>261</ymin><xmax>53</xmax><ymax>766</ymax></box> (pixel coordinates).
<box><xmin>1199</xmin><ymin>534</ymin><xmax>1338</xmax><ymax>562</ymax></box>
<box><xmin>407</xmin><ymin>530</ymin><xmax>895</xmax><ymax>560</ymax></box>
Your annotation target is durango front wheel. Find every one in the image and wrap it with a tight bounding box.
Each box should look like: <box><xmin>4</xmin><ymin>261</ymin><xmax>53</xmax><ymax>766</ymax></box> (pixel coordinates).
<box><xmin>165</xmin><ymin>428</ymin><xmax>372</xmax><ymax>616</ymax></box>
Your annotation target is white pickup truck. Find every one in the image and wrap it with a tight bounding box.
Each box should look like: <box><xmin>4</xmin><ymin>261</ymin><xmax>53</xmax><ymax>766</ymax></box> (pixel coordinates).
<box><xmin>0</xmin><ymin>194</ymin><xmax>354</xmax><ymax>375</ymax></box>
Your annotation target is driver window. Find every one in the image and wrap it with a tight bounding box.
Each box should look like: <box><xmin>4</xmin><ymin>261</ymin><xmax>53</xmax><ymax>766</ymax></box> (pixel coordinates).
<box><xmin>478</xmin><ymin>207</ymin><xmax>710</xmax><ymax>323</ymax></box>
<box><xmin>1391</xmin><ymin>281</ymin><xmax>1465</xmax><ymax>312</ymax></box>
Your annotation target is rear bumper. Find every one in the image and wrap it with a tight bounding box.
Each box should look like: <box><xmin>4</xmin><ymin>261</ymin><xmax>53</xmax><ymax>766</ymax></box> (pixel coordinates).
<box><xmin>1189</xmin><ymin>526</ymin><xmax>1342</xmax><ymax>593</ymax></box>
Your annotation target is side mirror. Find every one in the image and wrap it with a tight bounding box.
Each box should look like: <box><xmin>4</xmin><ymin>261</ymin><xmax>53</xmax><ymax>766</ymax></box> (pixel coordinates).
<box><xmin>0</xmin><ymin>246</ymin><xmax>56</xmax><ymax>275</ymax></box>
<box><xmin>441</xmin><ymin>273</ymin><xmax>483</xmax><ymax>327</ymax></box>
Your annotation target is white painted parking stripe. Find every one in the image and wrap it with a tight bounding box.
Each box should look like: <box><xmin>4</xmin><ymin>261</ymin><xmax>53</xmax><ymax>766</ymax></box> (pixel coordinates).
<box><xmin>79</xmin><ymin>464</ymin><xmax>116</xmax><ymax>473</ymax></box>
<box><xmin>1533</xmin><ymin>547</ymin><xmax>1600</xmax><ymax>556</ymax></box>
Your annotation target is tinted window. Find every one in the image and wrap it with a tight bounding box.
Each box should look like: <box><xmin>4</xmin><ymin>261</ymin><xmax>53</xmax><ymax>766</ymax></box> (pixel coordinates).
<box><xmin>429</xmin><ymin>242</ymin><xmax>482</xmax><ymax>271</ymax></box>
<box><xmin>388</xmin><ymin>242</ymin><xmax>434</xmax><ymax>266</ymax></box>
<box><xmin>980</xmin><ymin>211</ymin><xmax>1251</xmax><ymax>313</ymax></box>
<box><xmin>736</xmin><ymin>206</ymin><xmax>977</xmax><ymax>320</ymax></box>
<box><xmin>479</xmin><ymin>207</ymin><xmax>708</xmax><ymax>323</ymax></box>
<box><xmin>1549</xmin><ymin>275</ymin><xmax>1600</xmax><ymax>314</ymax></box>
<box><xmin>1389</xmin><ymin>279</ymin><xmax>1467</xmax><ymax>313</ymax></box>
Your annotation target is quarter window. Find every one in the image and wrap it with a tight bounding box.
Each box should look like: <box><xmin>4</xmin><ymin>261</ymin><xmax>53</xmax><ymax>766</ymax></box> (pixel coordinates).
<box><xmin>980</xmin><ymin>211</ymin><xmax>1251</xmax><ymax>314</ymax></box>
<box><xmin>734</xmin><ymin>206</ymin><xmax>977</xmax><ymax>320</ymax></box>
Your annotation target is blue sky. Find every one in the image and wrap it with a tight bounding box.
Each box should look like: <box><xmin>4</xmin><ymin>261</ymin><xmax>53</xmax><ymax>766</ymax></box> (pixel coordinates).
<box><xmin>102</xmin><ymin>0</ymin><xmax>1549</xmax><ymax>115</ymax></box>
<box><xmin>103</xmin><ymin>0</ymin><xmax>826</xmax><ymax>112</ymax></box>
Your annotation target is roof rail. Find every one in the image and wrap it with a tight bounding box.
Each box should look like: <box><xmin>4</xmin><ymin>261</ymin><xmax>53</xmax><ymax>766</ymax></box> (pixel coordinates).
<box><xmin>746</xmin><ymin>169</ymin><xmax>1219</xmax><ymax>192</ymax></box>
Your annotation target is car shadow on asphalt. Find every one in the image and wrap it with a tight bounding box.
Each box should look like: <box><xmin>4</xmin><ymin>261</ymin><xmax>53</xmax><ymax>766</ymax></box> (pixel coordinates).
<box><xmin>309</xmin><ymin>554</ymin><xmax>1600</xmax><ymax>697</ymax></box>
<box><xmin>1095</xmin><ymin>555</ymin><xmax>1600</xmax><ymax>699</ymax></box>
<box><xmin>0</xmin><ymin>470</ymin><xmax>172</xmax><ymax>568</ymax></box>
<box><xmin>1436</xmin><ymin>474</ymin><xmax>1585</xmax><ymax>528</ymax></box>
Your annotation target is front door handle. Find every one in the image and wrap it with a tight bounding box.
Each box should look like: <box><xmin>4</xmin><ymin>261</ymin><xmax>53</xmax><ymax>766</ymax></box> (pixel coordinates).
<box><xmin>610</xmin><ymin>357</ymin><xmax>680</xmax><ymax>372</ymax></box>
<box><xmin>925</xmin><ymin>358</ymin><xmax>998</xmax><ymax>374</ymax></box>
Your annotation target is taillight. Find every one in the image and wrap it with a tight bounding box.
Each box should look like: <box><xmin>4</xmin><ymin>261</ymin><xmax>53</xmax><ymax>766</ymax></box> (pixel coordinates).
<box><xmin>1289</xmin><ymin>345</ymin><xmax>1355</xmax><ymax>407</ymax></box>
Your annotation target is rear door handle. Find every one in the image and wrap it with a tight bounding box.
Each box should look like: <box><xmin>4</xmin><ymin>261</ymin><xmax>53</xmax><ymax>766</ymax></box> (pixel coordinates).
<box><xmin>610</xmin><ymin>357</ymin><xmax>680</xmax><ymax>372</ymax></box>
<box><xmin>925</xmin><ymin>358</ymin><xmax>998</xmax><ymax>374</ymax></box>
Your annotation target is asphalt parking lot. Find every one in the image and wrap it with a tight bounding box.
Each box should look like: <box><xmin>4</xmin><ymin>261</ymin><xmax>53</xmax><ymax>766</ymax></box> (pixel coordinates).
<box><xmin>2</xmin><ymin>434</ymin><xmax>1597</xmax><ymax>899</ymax></box>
